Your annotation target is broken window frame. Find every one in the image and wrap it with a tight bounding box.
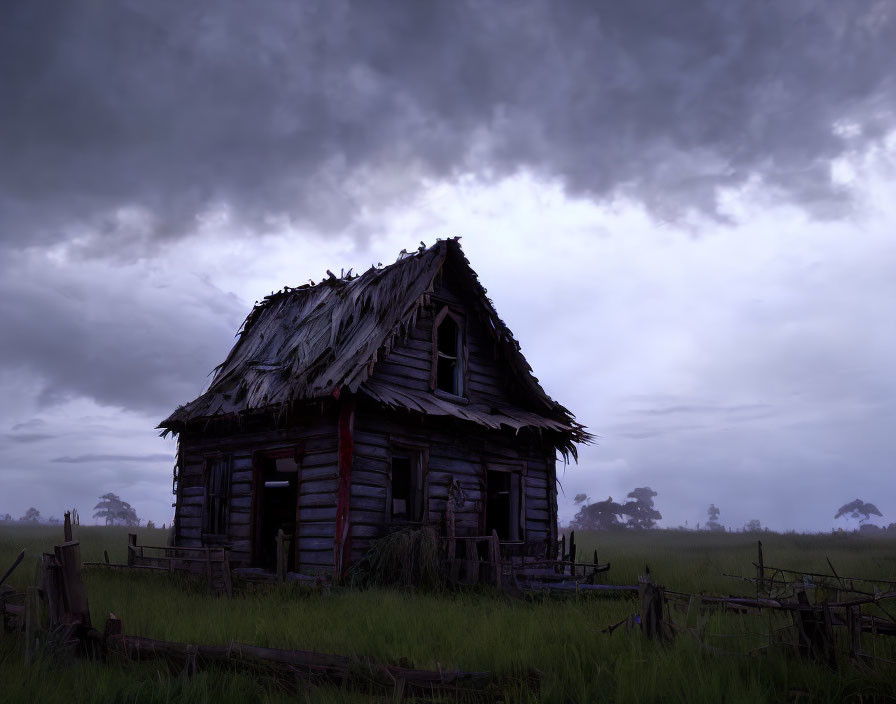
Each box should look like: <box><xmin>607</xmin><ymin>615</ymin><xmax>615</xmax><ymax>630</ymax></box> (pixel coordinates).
<box><xmin>483</xmin><ymin>460</ymin><xmax>527</xmax><ymax>542</ymax></box>
<box><xmin>386</xmin><ymin>439</ymin><xmax>429</xmax><ymax>524</ymax></box>
<box><xmin>431</xmin><ymin>305</ymin><xmax>466</xmax><ymax>399</ymax></box>
<box><xmin>203</xmin><ymin>453</ymin><xmax>232</xmax><ymax>538</ymax></box>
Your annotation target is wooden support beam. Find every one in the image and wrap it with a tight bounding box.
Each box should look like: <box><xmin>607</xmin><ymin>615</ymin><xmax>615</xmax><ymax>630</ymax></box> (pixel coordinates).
<box><xmin>333</xmin><ymin>394</ymin><xmax>356</xmax><ymax>580</ymax></box>
<box><xmin>63</xmin><ymin>512</ymin><xmax>72</xmax><ymax>542</ymax></box>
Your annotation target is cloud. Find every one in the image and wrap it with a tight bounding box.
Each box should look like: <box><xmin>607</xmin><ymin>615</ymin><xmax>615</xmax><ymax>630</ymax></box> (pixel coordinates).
<box><xmin>10</xmin><ymin>419</ymin><xmax>48</xmax><ymax>431</ymax></box>
<box><xmin>51</xmin><ymin>453</ymin><xmax>172</xmax><ymax>464</ymax></box>
<box><xmin>2</xmin><ymin>1</ymin><xmax>895</xmax><ymax>255</ymax></box>
<box><xmin>5</xmin><ymin>433</ymin><xmax>55</xmax><ymax>443</ymax></box>
<box><xmin>0</xmin><ymin>247</ymin><xmax>245</xmax><ymax>415</ymax></box>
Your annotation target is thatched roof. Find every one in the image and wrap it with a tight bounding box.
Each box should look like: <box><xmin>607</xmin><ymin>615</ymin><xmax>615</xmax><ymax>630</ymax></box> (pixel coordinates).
<box><xmin>160</xmin><ymin>239</ymin><xmax>590</xmax><ymax>453</ymax></box>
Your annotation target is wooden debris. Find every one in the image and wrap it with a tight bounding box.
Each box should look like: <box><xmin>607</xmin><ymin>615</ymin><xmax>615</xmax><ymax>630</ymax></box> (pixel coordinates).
<box><xmin>0</xmin><ymin>549</ymin><xmax>25</xmax><ymax>588</ymax></box>
<box><xmin>103</xmin><ymin>615</ymin><xmax>541</xmax><ymax>700</ymax></box>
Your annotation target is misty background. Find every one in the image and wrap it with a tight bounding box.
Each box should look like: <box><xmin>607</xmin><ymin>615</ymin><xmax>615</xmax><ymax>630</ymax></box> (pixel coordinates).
<box><xmin>1</xmin><ymin>1</ymin><xmax>895</xmax><ymax>531</ymax></box>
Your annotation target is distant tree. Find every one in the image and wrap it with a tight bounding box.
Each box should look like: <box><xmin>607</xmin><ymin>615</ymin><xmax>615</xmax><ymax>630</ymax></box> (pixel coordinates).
<box><xmin>48</xmin><ymin>516</ymin><xmax>60</xmax><ymax>524</ymax></box>
<box><xmin>705</xmin><ymin>504</ymin><xmax>723</xmax><ymax>531</ymax></box>
<box><xmin>622</xmin><ymin>487</ymin><xmax>662</xmax><ymax>529</ymax></box>
<box><xmin>573</xmin><ymin>493</ymin><xmax>589</xmax><ymax>506</ymax></box>
<box><xmin>744</xmin><ymin>519</ymin><xmax>762</xmax><ymax>532</ymax></box>
<box><xmin>835</xmin><ymin>499</ymin><xmax>883</xmax><ymax>526</ymax></box>
<box><xmin>19</xmin><ymin>507</ymin><xmax>41</xmax><ymax>523</ymax></box>
<box><xmin>570</xmin><ymin>496</ymin><xmax>625</xmax><ymax>530</ymax></box>
<box><xmin>146</xmin><ymin>520</ymin><xmax>156</xmax><ymax>530</ymax></box>
<box><xmin>1</xmin><ymin>513</ymin><xmax>12</xmax><ymax>523</ymax></box>
<box><xmin>93</xmin><ymin>493</ymin><xmax>139</xmax><ymax>526</ymax></box>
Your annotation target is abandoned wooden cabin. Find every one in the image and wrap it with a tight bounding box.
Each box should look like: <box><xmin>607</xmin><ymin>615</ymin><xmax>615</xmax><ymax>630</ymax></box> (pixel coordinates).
<box><xmin>159</xmin><ymin>238</ymin><xmax>590</xmax><ymax>575</ymax></box>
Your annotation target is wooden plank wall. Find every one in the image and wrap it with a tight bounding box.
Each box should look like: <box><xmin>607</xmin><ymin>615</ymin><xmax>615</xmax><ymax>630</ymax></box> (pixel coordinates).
<box><xmin>176</xmin><ymin>419</ymin><xmax>338</xmax><ymax>571</ymax></box>
<box><xmin>372</xmin><ymin>274</ymin><xmax>527</xmax><ymax>409</ymax></box>
<box><xmin>174</xmin><ymin>268</ymin><xmax>562</xmax><ymax>572</ymax></box>
<box><xmin>350</xmin><ymin>407</ymin><xmax>557</xmax><ymax>564</ymax></box>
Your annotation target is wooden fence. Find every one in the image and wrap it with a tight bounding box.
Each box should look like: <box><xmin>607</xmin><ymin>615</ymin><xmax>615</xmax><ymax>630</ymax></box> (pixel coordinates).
<box><xmin>82</xmin><ymin>532</ymin><xmax>232</xmax><ymax>596</ymax></box>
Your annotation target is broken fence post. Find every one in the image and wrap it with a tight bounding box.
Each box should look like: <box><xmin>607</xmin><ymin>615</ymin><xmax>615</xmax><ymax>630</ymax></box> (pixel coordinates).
<box><xmin>847</xmin><ymin>605</ymin><xmax>864</xmax><ymax>661</ymax></box>
<box><xmin>757</xmin><ymin>540</ymin><xmax>764</xmax><ymax>593</ymax></box>
<box><xmin>490</xmin><ymin>529</ymin><xmax>502</xmax><ymax>589</ymax></box>
<box><xmin>127</xmin><ymin>533</ymin><xmax>137</xmax><ymax>567</ymax></box>
<box><xmin>55</xmin><ymin>541</ymin><xmax>91</xmax><ymax>628</ymax></box>
<box><xmin>638</xmin><ymin>574</ymin><xmax>670</xmax><ymax>643</ymax></box>
<box><xmin>63</xmin><ymin>511</ymin><xmax>73</xmax><ymax>542</ymax></box>
<box><xmin>275</xmin><ymin>529</ymin><xmax>285</xmax><ymax>583</ymax></box>
<box><xmin>446</xmin><ymin>502</ymin><xmax>457</xmax><ymax>585</ymax></box>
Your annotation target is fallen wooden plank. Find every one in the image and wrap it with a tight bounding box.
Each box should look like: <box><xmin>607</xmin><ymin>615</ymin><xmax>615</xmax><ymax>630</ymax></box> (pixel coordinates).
<box><xmin>106</xmin><ymin>630</ymin><xmax>540</xmax><ymax>698</ymax></box>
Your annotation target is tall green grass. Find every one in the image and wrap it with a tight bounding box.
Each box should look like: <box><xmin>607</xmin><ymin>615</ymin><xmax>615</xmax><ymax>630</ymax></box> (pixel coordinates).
<box><xmin>2</xmin><ymin>524</ymin><xmax>895</xmax><ymax>703</ymax></box>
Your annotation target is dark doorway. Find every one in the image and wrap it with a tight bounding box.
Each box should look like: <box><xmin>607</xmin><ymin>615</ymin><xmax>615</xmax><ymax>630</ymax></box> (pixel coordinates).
<box><xmin>256</xmin><ymin>455</ymin><xmax>299</xmax><ymax>571</ymax></box>
<box><xmin>485</xmin><ymin>469</ymin><xmax>520</xmax><ymax>541</ymax></box>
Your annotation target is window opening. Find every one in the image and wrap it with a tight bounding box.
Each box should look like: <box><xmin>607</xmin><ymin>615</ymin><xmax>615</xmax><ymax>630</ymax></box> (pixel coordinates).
<box><xmin>435</xmin><ymin>312</ymin><xmax>464</xmax><ymax>396</ymax></box>
<box><xmin>390</xmin><ymin>451</ymin><xmax>424</xmax><ymax>521</ymax></box>
<box><xmin>204</xmin><ymin>455</ymin><xmax>231</xmax><ymax>536</ymax></box>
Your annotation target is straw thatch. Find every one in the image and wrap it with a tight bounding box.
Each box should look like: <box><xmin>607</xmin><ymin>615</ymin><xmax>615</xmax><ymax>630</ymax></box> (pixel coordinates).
<box><xmin>159</xmin><ymin>239</ymin><xmax>589</xmax><ymax>452</ymax></box>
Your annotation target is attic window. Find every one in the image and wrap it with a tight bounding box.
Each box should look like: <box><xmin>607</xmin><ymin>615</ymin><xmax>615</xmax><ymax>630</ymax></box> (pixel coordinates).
<box><xmin>432</xmin><ymin>307</ymin><xmax>465</xmax><ymax>397</ymax></box>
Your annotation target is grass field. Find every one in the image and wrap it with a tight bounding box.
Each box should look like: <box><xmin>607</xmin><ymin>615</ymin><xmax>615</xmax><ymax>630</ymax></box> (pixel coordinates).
<box><xmin>2</xmin><ymin>524</ymin><xmax>896</xmax><ymax>703</ymax></box>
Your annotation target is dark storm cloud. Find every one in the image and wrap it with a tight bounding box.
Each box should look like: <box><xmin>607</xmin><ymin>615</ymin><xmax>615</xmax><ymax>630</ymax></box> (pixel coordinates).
<box><xmin>2</xmin><ymin>1</ymin><xmax>895</xmax><ymax>253</ymax></box>
<box><xmin>51</xmin><ymin>453</ymin><xmax>171</xmax><ymax>463</ymax></box>
<box><xmin>0</xmin><ymin>251</ymin><xmax>245</xmax><ymax>415</ymax></box>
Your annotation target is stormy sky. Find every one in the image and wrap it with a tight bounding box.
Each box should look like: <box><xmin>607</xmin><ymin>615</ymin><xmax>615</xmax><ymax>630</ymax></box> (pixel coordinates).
<box><xmin>1</xmin><ymin>1</ymin><xmax>895</xmax><ymax>531</ymax></box>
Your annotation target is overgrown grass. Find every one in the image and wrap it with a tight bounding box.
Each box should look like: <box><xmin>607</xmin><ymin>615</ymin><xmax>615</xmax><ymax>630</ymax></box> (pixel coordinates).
<box><xmin>2</xmin><ymin>524</ymin><xmax>896</xmax><ymax>703</ymax></box>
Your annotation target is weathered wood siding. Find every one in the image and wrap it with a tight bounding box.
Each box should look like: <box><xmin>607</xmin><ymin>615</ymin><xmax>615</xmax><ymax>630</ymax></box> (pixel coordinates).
<box><xmin>175</xmin><ymin>416</ymin><xmax>338</xmax><ymax>571</ymax></box>
<box><xmin>349</xmin><ymin>404</ymin><xmax>557</xmax><ymax>563</ymax></box>
<box><xmin>174</xmin><ymin>268</ymin><xmax>561</xmax><ymax>572</ymax></box>
<box><xmin>371</xmin><ymin>272</ymin><xmax>530</xmax><ymax>410</ymax></box>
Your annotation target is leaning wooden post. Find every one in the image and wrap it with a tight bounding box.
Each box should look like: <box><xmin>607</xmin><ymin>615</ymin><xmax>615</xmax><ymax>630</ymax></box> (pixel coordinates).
<box><xmin>757</xmin><ymin>540</ymin><xmax>765</xmax><ymax>593</ymax></box>
<box><xmin>446</xmin><ymin>501</ymin><xmax>456</xmax><ymax>585</ymax></box>
<box><xmin>127</xmin><ymin>533</ymin><xmax>137</xmax><ymax>567</ymax></box>
<box><xmin>63</xmin><ymin>511</ymin><xmax>73</xmax><ymax>542</ymax></box>
<box><xmin>465</xmin><ymin>537</ymin><xmax>475</xmax><ymax>584</ymax></box>
<box><xmin>490</xmin><ymin>530</ymin><xmax>502</xmax><ymax>589</ymax></box>
<box><xmin>275</xmin><ymin>530</ymin><xmax>285</xmax><ymax>583</ymax></box>
<box><xmin>222</xmin><ymin>550</ymin><xmax>233</xmax><ymax>598</ymax></box>
<box><xmin>569</xmin><ymin>531</ymin><xmax>576</xmax><ymax>576</ymax></box>
<box><xmin>847</xmin><ymin>605</ymin><xmax>863</xmax><ymax>661</ymax></box>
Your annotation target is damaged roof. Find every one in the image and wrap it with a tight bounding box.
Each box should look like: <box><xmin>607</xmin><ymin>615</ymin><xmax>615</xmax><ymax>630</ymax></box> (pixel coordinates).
<box><xmin>159</xmin><ymin>239</ymin><xmax>590</xmax><ymax>453</ymax></box>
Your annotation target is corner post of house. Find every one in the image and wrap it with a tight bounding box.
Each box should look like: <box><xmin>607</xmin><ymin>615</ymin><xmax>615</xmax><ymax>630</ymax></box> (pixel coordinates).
<box><xmin>334</xmin><ymin>391</ymin><xmax>356</xmax><ymax>581</ymax></box>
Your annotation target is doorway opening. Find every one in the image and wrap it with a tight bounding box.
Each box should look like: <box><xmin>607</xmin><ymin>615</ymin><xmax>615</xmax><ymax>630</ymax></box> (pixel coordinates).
<box><xmin>485</xmin><ymin>468</ymin><xmax>521</xmax><ymax>541</ymax></box>
<box><xmin>255</xmin><ymin>454</ymin><xmax>299</xmax><ymax>571</ymax></box>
